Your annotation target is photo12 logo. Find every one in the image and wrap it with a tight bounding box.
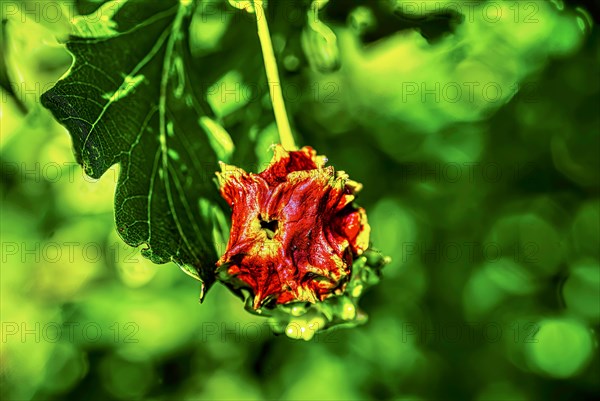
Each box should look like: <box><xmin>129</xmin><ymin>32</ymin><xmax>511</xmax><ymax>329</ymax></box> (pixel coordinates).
<box><xmin>1</xmin><ymin>321</ymin><xmax>140</xmax><ymax>344</ymax></box>
<box><xmin>401</xmin><ymin>321</ymin><xmax>540</xmax><ymax>344</ymax></box>
<box><xmin>392</xmin><ymin>1</ymin><xmax>541</xmax><ymax>24</ymax></box>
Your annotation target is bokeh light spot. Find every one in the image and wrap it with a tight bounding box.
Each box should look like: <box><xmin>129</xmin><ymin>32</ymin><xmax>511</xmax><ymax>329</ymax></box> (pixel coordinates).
<box><xmin>526</xmin><ymin>318</ymin><xmax>594</xmax><ymax>378</ymax></box>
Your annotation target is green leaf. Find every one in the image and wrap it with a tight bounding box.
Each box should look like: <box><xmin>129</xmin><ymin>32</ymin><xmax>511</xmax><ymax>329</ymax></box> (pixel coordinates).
<box><xmin>41</xmin><ymin>0</ymin><xmax>230</xmax><ymax>294</ymax></box>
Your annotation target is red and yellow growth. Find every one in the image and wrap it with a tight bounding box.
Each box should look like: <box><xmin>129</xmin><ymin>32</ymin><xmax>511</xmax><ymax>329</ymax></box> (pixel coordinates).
<box><xmin>216</xmin><ymin>145</ymin><xmax>370</xmax><ymax>310</ymax></box>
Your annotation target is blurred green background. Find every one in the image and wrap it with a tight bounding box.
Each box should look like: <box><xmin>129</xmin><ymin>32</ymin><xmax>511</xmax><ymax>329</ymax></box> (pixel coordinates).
<box><xmin>1</xmin><ymin>0</ymin><xmax>599</xmax><ymax>400</ymax></box>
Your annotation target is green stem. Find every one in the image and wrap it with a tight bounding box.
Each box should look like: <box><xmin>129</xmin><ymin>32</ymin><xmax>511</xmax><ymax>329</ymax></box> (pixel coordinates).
<box><xmin>252</xmin><ymin>0</ymin><xmax>297</xmax><ymax>150</ymax></box>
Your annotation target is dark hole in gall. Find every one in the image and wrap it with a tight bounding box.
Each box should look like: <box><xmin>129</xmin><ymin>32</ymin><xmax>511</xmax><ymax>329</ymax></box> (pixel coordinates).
<box><xmin>259</xmin><ymin>218</ymin><xmax>278</xmax><ymax>239</ymax></box>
